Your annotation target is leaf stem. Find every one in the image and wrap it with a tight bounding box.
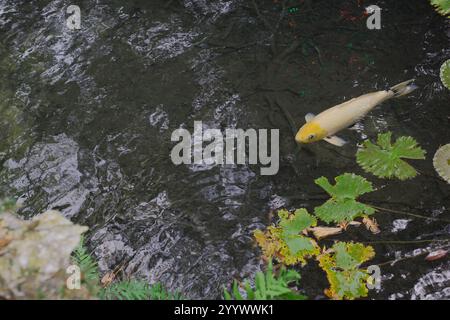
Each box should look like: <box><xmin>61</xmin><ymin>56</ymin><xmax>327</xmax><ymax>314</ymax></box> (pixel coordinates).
<box><xmin>370</xmin><ymin>205</ymin><xmax>450</xmax><ymax>223</ymax></box>
<box><xmin>362</xmin><ymin>239</ymin><xmax>450</xmax><ymax>245</ymax></box>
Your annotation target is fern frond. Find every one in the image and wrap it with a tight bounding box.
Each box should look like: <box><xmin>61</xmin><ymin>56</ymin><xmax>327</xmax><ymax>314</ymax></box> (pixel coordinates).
<box><xmin>71</xmin><ymin>237</ymin><xmax>100</xmax><ymax>284</ymax></box>
<box><xmin>223</xmin><ymin>261</ymin><xmax>306</xmax><ymax>300</ymax></box>
<box><xmin>148</xmin><ymin>282</ymin><xmax>183</xmax><ymax>300</ymax></box>
<box><xmin>100</xmin><ymin>280</ymin><xmax>182</xmax><ymax>300</ymax></box>
<box><xmin>430</xmin><ymin>0</ymin><xmax>450</xmax><ymax>16</ymax></box>
<box><xmin>0</xmin><ymin>198</ymin><xmax>17</xmax><ymax>214</ymax></box>
<box><xmin>100</xmin><ymin>280</ymin><xmax>151</xmax><ymax>300</ymax></box>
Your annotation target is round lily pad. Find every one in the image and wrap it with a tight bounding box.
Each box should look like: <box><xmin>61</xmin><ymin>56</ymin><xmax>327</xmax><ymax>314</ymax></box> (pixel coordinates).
<box><xmin>440</xmin><ymin>59</ymin><xmax>450</xmax><ymax>90</ymax></box>
<box><xmin>433</xmin><ymin>144</ymin><xmax>450</xmax><ymax>184</ymax></box>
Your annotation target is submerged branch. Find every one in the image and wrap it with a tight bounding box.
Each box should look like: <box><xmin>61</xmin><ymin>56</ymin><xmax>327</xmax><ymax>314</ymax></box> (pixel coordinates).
<box><xmin>374</xmin><ymin>243</ymin><xmax>450</xmax><ymax>267</ymax></box>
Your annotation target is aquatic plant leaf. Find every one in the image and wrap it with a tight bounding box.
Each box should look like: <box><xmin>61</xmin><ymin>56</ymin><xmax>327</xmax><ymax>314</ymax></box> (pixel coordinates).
<box><xmin>279</xmin><ymin>209</ymin><xmax>317</xmax><ymax>254</ymax></box>
<box><xmin>279</xmin><ymin>209</ymin><xmax>317</xmax><ymax>237</ymax></box>
<box><xmin>356</xmin><ymin>132</ymin><xmax>426</xmax><ymax>180</ymax></box>
<box><xmin>433</xmin><ymin>144</ymin><xmax>450</xmax><ymax>183</ymax></box>
<box><xmin>315</xmin><ymin>173</ymin><xmax>374</xmax><ymax>200</ymax></box>
<box><xmin>279</xmin><ymin>240</ymin><xmax>320</xmax><ymax>266</ymax></box>
<box><xmin>318</xmin><ymin>242</ymin><xmax>375</xmax><ymax>300</ymax></box>
<box><xmin>430</xmin><ymin>0</ymin><xmax>450</xmax><ymax>16</ymax></box>
<box><xmin>314</xmin><ymin>174</ymin><xmax>375</xmax><ymax>223</ymax></box>
<box><xmin>334</xmin><ymin>242</ymin><xmax>375</xmax><ymax>270</ymax></box>
<box><xmin>254</xmin><ymin>209</ymin><xmax>320</xmax><ymax>265</ymax></box>
<box><xmin>327</xmin><ymin>269</ymin><xmax>368</xmax><ymax>300</ymax></box>
<box><xmin>224</xmin><ymin>262</ymin><xmax>306</xmax><ymax>300</ymax></box>
<box><xmin>283</xmin><ymin>236</ymin><xmax>316</xmax><ymax>256</ymax></box>
<box><xmin>254</xmin><ymin>228</ymin><xmax>283</xmax><ymax>258</ymax></box>
<box><xmin>315</xmin><ymin>199</ymin><xmax>375</xmax><ymax>224</ymax></box>
<box><xmin>440</xmin><ymin>59</ymin><xmax>450</xmax><ymax>90</ymax></box>
<box><xmin>392</xmin><ymin>136</ymin><xmax>427</xmax><ymax>159</ymax></box>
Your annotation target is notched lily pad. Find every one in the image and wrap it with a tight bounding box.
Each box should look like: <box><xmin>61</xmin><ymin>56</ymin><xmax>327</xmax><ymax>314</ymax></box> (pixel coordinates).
<box><xmin>254</xmin><ymin>209</ymin><xmax>320</xmax><ymax>265</ymax></box>
<box><xmin>356</xmin><ymin>132</ymin><xmax>426</xmax><ymax>180</ymax></box>
<box><xmin>440</xmin><ymin>59</ymin><xmax>450</xmax><ymax>89</ymax></box>
<box><xmin>318</xmin><ymin>242</ymin><xmax>375</xmax><ymax>300</ymax></box>
<box><xmin>314</xmin><ymin>173</ymin><xmax>375</xmax><ymax>224</ymax></box>
<box><xmin>433</xmin><ymin>143</ymin><xmax>450</xmax><ymax>184</ymax></box>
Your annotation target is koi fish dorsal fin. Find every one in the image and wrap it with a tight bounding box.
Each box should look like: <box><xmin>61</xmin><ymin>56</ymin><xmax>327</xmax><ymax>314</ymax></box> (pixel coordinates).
<box><xmin>305</xmin><ymin>113</ymin><xmax>315</xmax><ymax>122</ymax></box>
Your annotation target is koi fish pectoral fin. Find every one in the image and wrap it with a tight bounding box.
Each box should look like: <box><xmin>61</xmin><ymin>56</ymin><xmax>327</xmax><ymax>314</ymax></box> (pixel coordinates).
<box><xmin>305</xmin><ymin>113</ymin><xmax>315</xmax><ymax>123</ymax></box>
<box><xmin>323</xmin><ymin>135</ymin><xmax>348</xmax><ymax>147</ymax></box>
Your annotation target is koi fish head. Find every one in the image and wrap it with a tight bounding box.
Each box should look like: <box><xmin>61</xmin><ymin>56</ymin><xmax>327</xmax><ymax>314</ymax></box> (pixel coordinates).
<box><xmin>295</xmin><ymin>122</ymin><xmax>328</xmax><ymax>144</ymax></box>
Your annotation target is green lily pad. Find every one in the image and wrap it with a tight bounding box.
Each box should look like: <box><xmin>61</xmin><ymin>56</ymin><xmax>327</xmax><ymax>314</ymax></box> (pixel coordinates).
<box><xmin>279</xmin><ymin>209</ymin><xmax>317</xmax><ymax>256</ymax></box>
<box><xmin>314</xmin><ymin>174</ymin><xmax>375</xmax><ymax>223</ymax></box>
<box><xmin>318</xmin><ymin>242</ymin><xmax>375</xmax><ymax>300</ymax></box>
<box><xmin>357</xmin><ymin>132</ymin><xmax>426</xmax><ymax>180</ymax></box>
<box><xmin>440</xmin><ymin>59</ymin><xmax>450</xmax><ymax>90</ymax></box>
<box><xmin>254</xmin><ymin>209</ymin><xmax>320</xmax><ymax>265</ymax></box>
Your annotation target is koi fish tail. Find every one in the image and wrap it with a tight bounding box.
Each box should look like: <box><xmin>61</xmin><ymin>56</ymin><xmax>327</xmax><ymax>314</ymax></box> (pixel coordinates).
<box><xmin>389</xmin><ymin>79</ymin><xmax>418</xmax><ymax>98</ymax></box>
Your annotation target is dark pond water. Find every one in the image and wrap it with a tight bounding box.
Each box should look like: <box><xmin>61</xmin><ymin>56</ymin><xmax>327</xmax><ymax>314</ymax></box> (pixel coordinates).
<box><xmin>0</xmin><ymin>0</ymin><xmax>449</xmax><ymax>299</ymax></box>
